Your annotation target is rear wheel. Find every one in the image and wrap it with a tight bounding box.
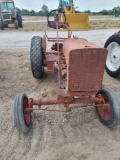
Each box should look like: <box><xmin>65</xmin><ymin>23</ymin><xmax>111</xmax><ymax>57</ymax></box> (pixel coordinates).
<box><xmin>14</xmin><ymin>93</ymin><xmax>32</xmax><ymax>133</ymax></box>
<box><xmin>0</xmin><ymin>20</ymin><xmax>4</xmax><ymax>30</ymax></box>
<box><xmin>17</xmin><ymin>12</ymin><xmax>23</xmax><ymax>28</ymax></box>
<box><xmin>104</xmin><ymin>34</ymin><xmax>120</xmax><ymax>77</ymax></box>
<box><xmin>14</xmin><ymin>20</ymin><xmax>19</xmax><ymax>29</ymax></box>
<box><xmin>95</xmin><ymin>88</ymin><xmax>120</xmax><ymax>128</ymax></box>
<box><xmin>30</xmin><ymin>36</ymin><xmax>44</xmax><ymax>79</ymax></box>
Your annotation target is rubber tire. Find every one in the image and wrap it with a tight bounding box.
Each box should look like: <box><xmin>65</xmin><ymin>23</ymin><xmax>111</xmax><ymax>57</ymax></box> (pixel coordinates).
<box><xmin>0</xmin><ymin>20</ymin><xmax>4</xmax><ymax>30</ymax></box>
<box><xmin>4</xmin><ymin>24</ymin><xmax>8</xmax><ymax>28</ymax></box>
<box><xmin>30</xmin><ymin>36</ymin><xmax>44</xmax><ymax>79</ymax></box>
<box><xmin>104</xmin><ymin>34</ymin><xmax>120</xmax><ymax>77</ymax></box>
<box><xmin>14</xmin><ymin>93</ymin><xmax>32</xmax><ymax>133</ymax></box>
<box><xmin>95</xmin><ymin>88</ymin><xmax>120</xmax><ymax>128</ymax></box>
<box><xmin>17</xmin><ymin>12</ymin><xmax>23</xmax><ymax>28</ymax></box>
<box><xmin>14</xmin><ymin>20</ymin><xmax>19</xmax><ymax>29</ymax></box>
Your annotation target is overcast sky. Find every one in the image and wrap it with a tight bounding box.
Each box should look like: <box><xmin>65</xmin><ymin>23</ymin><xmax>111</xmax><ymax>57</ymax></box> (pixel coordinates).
<box><xmin>14</xmin><ymin>0</ymin><xmax>120</xmax><ymax>12</ymax></box>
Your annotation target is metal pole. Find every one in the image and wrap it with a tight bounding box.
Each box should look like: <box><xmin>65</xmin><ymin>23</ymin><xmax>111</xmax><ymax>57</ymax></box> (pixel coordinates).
<box><xmin>56</xmin><ymin>20</ymin><xmax>61</xmax><ymax>88</ymax></box>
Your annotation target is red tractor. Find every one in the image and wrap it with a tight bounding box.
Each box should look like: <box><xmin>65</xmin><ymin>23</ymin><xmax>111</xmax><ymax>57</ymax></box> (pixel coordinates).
<box><xmin>14</xmin><ymin>10</ymin><xmax>120</xmax><ymax>133</ymax></box>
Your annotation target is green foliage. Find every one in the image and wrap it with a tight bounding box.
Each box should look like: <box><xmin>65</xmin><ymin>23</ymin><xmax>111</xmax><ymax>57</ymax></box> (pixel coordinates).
<box><xmin>113</xmin><ymin>6</ymin><xmax>120</xmax><ymax>17</ymax></box>
<box><xmin>16</xmin><ymin>7</ymin><xmax>21</xmax><ymax>13</ymax></box>
<box><xmin>96</xmin><ymin>6</ymin><xmax>120</xmax><ymax>16</ymax></box>
<box><xmin>84</xmin><ymin>10</ymin><xmax>91</xmax><ymax>14</ymax></box>
<box><xmin>16</xmin><ymin>4</ymin><xmax>120</xmax><ymax>16</ymax></box>
<box><xmin>115</xmin><ymin>14</ymin><xmax>119</xmax><ymax>17</ymax></box>
<box><xmin>17</xmin><ymin>4</ymin><xmax>49</xmax><ymax>16</ymax></box>
<box><xmin>41</xmin><ymin>5</ymin><xmax>49</xmax><ymax>16</ymax></box>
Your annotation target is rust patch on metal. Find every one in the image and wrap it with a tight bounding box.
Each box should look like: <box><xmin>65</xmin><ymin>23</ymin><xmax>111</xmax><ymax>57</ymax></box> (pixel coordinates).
<box><xmin>42</xmin><ymin>35</ymin><xmax>46</xmax><ymax>52</ymax></box>
<box><xmin>63</xmin><ymin>39</ymin><xmax>108</xmax><ymax>92</ymax></box>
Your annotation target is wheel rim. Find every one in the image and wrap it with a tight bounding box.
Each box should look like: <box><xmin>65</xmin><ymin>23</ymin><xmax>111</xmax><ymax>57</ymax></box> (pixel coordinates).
<box><xmin>106</xmin><ymin>42</ymin><xmax>120</xmax><ymax>71</ymax></box>
<box><xmin>23</xmin><ymin>99</ymin><xmax>31</xmax><ymax>125</ymax></box>
<box><xmin>97</xmin><ymin>97</ymin><xmax>112</xmax><ymax>121</ymax></box>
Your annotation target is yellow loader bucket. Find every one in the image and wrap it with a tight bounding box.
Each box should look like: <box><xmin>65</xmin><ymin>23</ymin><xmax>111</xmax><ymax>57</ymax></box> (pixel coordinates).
<box><xmin>60</xmin><ymin>13</ymin><xmax>89</xmax><ymax>30</ymax></box>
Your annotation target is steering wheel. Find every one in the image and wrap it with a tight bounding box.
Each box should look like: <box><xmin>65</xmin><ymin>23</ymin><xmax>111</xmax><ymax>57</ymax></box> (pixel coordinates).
<box><xmin>47</xmin><ymin>9</ymin><xmax>66</xmax><ymax>29</ymax></box>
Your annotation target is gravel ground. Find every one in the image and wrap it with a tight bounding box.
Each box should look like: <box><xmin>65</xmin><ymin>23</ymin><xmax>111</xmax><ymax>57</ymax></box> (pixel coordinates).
<box><xmin>0</xmin><ymin>28</ymin><xmax>119</xmax><ymax>52</ymax></box>
<box><xmin>1</xmin><ymin>29</ymin><xmax>120</xmax><ymax>160</ymax></box>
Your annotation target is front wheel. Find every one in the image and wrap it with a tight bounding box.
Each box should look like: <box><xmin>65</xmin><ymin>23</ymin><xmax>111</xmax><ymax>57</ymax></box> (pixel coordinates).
<box><xmin>14</xmin><ymin>20</ymin><xmax>19</xmax><ymax>29</ymax></box>
<box><xmin>4</xmin><ymin>24</ymin><xmax>8</xmax><ymax>28</ymax></box>
<box><xmin>95</xmin><ymin>88</ymin><xmax>120</xmax><ymax>128</ymax></box>
<box><xmin>104</xmin><ymin>34</ymin><xmax>120</xmax><ymax>77</ymax></box>
<box><xmin>14</xmin><ymin>93</ymin><xmax>32</xmax><ymax>133</ymax></box>
<box><xmin>0</xmin><ymin>20</ymin><xmax>4</xmax><ymax>30</ymax></box>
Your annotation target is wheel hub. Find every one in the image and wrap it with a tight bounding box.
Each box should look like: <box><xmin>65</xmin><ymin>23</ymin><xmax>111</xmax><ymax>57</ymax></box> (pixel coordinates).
<box><xmin>97</xmin><ymin>96</ymin><xmax>112</xmax><ymax>121</ymax></box>
<box><xmin>111</xmin><ymin>49</ymin><xmax>120</xmax><ymax>64</ymax></box>
<box><xmin>98</xmin><ymin>105</ymin><xmax>112</xmax><ymax>121</ymax></box>
<box><xmin>106</xmin><ymin>42</ymin><xmax>120</xmax><ymax>71</ymax></box>
<box><xmin>23</xmin><ymin>100</ymin><xmax>31</xmax><ymax>125</ymax></box>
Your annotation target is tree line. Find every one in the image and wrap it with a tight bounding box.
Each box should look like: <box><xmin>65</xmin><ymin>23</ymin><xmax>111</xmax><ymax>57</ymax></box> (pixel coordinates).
<box><xmin>16</xmin><ymin>5</ymin><xmax>120</xmax><ymax>17</ymax></box>
<box><xmin>83</xmin><ymin>6</ymin><xmax>120</xmax><ymax>17</ymax></box>
<box><xmin>16</xmin><ymin>5</ymin><xmax>49</xmax><ymax>16</ymax></box>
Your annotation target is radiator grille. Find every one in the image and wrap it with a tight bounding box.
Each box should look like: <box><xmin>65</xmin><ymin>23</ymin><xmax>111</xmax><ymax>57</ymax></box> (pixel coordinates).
<box><xmin>2</xmin><ymin>13</ymin><xmax>11</xmax><ymax>20</ymax></box>
<box><xmin>68</xmin><ymin>49</ymin><xmax>107</xmax><ymax>92</ymax></box>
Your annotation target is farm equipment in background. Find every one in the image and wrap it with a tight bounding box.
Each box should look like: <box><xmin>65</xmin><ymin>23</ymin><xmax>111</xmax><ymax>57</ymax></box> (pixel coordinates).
<box><xmin>58</xmin><ymin>0</ymin><xmax>89</xmax><ymax>30</ymax></box>
<box><xmin>104</xmin><ymin>30</ymin><xmax>120</xmax><ymax>77</ymax></box>
<box><xmin>0</xmin><ymin>0</ymin><xmax>23</xmax><ymax>30</ymax></box>
<box><xmin>14</xmin><ymin>9</ymin><xmax>120</xmax><ymax>133</ymax></box>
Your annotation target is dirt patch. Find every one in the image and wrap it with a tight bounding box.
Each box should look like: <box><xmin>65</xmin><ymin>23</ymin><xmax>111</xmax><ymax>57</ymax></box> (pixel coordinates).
<box><xmin>18</xmin><ymin>20</ymin><xmax>120</xmax><ymax>31</ymax></box>
<box><xmin>1</xmin><ymin>29</ymin><xmax>120</xmax><ymax>160</ymax></box>
<box><xmin>1</xmin><ymin>15</ymin><xmax>120</xmax><ymax>32</ymax></box>
<box><xmin>91</xmin><ymin>20</ymin><xmax>120</xmax><ymax>29</ymax></box>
